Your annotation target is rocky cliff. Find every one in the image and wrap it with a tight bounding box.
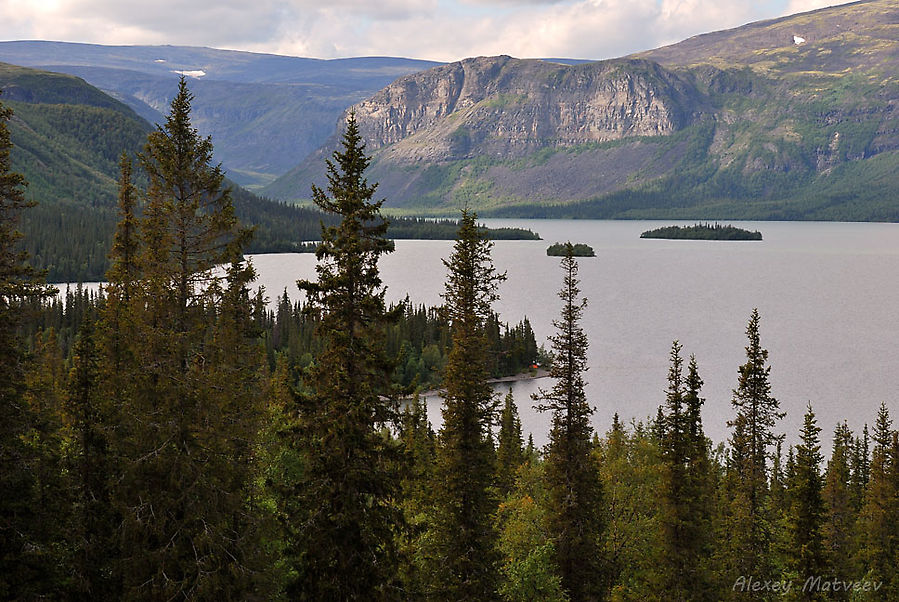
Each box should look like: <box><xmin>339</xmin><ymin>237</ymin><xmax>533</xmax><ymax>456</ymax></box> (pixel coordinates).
<box><xmin>352</xmin><ymin>56</ymin><xmax>701</xmax><ymax>162</ymax></box>
<box><xmin>265</xmin><ymin>0</ymin><xmax>899</xmax><ymax>220</ymax></box>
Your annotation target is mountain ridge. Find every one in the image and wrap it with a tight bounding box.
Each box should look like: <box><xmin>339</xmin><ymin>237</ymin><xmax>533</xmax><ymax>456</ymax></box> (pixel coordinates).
<box><xmin>0</xmin><ymin>41</ymin><xmax>441</xmax><ymax>187</ymax></box>
<box><xmin>264</xmin><ymin>0</ymin><xmax>899</xmax><ymax>220</ymax></box>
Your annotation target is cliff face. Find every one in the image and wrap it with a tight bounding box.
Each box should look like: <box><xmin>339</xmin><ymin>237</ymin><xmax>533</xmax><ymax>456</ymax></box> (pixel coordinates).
<box><xmin>352</xmin><ymin>56</ymin><xmax>702</xmax><ymax>162</ymax></box>
<box><xmin>265</xmin><ymin>0</ymin><xmax>899</xmax><ymax>220</ymax></box>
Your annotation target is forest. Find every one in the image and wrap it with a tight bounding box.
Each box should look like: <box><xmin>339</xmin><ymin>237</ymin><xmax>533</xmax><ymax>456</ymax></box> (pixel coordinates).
<box><xmin>2</xmin><ymin>80</ymin><xmax>898</xmax><ymax>601</ymax></box>
<box><xmin>640</xmin><ymin>223</ymin><xmax>763</xmax><ymax>241</ymax></box>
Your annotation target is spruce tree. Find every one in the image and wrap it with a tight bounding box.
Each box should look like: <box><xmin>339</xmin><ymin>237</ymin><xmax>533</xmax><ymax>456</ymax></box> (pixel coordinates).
<box><xmin>283</xmin><ymin>113</ymin><xmax>402</xmax><ymax>599</ymax></box>
<box><xmin>431</xmin><ymin>207</ymin><xmax>505</xmax><ymax>600</ymax></box>
<box><xmin>725</xmin><ymin>309</ymin><xmax>783</xmax><ymax>585</ymax></box>
<box><xmin>64</xmin><ymin>318</ymin><xmax>120</xmax><ymax>599</ymax></box>
<box><xmin>822</xmin><ymin>421</ymin><xmax>856</xmax><ymax>587</ymax></box>
<box><xmin>534</xmin><ymin>242</ymin><xmax>604</xmax><ymax>600</ymax></box>
<box><xmin>107</xmin><ymin>152</ymin><xmax>140</xmax><ymax>301</ymax></box>
<box><xmin>397</xmin><ymin>396</ymin><xmax>437</xmax><ymax>595</ymax></box>
<box><xmin>660</xmin><ymin>345</ymin><xmax>714</xmax><ymax>599</ymax></box>
<box><xmin>849</xmin><ymin>426</ymin><xmax>870</xmax><ymax>513</ymax></box>
<box><xmin>784</xmin><ymin>403</ymin><xmax>826</xmax><ymax>594</ymax></box>
<box><xmin>0</xmin><ymin>94</ymin><xmax>55</xmax><ymax>598</ymax></box>
<box><xmin>138</xmin><ymin>76</ymin><xmax>250</xmax><ymax>337</ymax></box>
<box><xmin>496</xmin><ymin>389</ymin><xmax>525</xmax><ymax>497</ymax></box>
<box><xmin>111</xmin><ymin>78</ymin><xmax>267</xmax><ymax>599</ymax></box>
<box><xmin>855</xmin><ymin>403</ymin><xmax>897</xmax><ymax>594</ymax></box>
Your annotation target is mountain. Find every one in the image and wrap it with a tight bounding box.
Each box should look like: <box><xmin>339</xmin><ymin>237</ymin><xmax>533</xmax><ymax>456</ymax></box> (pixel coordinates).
<box><xmin>0</xmin><ymin>62</ymin><xmax>341</xmax><ymax>281</ymax></box>
<box><xmin>0</xmin><ymin>42</ymin><xmax>440</xmax><ymax>187</ymax></box>
<box><xmin>0</xmin><ymin>63</ymin><xmax>538</xmax><ymax>281</ymax></box>
<box><xmin>266</xmin><ymin>0</ymin><xmax>899</xmax><ymax>221</ymax></box>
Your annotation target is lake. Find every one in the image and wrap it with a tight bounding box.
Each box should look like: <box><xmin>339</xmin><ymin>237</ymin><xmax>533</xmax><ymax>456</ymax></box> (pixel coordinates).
<box><xmin>245</xmin><ymin>219</ymin><xmax>899</xmax><ymax>451</ymax></box>
<box><xmin>62</xmin><ymin>219</ymin><xmax>899</xmax><ymax>450</ymax></box>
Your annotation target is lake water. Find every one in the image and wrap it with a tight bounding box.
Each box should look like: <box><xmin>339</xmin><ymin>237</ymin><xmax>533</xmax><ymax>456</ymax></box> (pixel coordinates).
<box><xmin>62</xmin><ymin>219</ymin><xmax>899</xmax><ymax>450</ymax></box>
<box><xmin>247</xmin><ymin>219</ymin><xmax>899</xmax><ymax>450</ymax></box>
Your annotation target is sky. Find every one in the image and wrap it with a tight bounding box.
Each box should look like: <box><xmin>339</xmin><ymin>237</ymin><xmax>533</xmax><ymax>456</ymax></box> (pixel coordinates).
<box><xmin>0</xmin><ymin>0</ymin><xmax>856</xmax><ymax>62</ymax></box>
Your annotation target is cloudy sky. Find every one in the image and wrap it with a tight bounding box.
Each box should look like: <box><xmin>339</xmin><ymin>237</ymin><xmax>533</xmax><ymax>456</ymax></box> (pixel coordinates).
<box><xmin>1</xmin><ymin>0</ymin><xmax>855</xmax><ymax>62</ymax></box>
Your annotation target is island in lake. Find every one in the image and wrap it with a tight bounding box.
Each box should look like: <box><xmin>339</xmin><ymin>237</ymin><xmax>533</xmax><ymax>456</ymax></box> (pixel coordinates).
<box><xmin>640</xmin><ymin>223</ymin><xmax>762</xmax><ymax>241</ymax></box>
<box><xmin>547</xmin><ymin>242</ymin><xmax>595</xmax><ymax>257</ymax></box>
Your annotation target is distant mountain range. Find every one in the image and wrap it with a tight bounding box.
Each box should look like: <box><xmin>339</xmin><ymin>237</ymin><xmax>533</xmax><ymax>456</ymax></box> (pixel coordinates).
<box><xmin>4</xmin><ymin>0</ymin><xmax>899</xmax><ymax>221</ymax></box>
<box><xmin>0</xmin><ymin>41</ymin><xmax>440</xmax><ymax>188</ymax></box>
<box><xmin>266</xmin><ymin>0</ymin><xmax>899</xmax><ymax>220</ymax></box>
<box><xmin>0</xmin><ymin>61</ymin><xmax>536</xmax><ymax>281</ymax></box>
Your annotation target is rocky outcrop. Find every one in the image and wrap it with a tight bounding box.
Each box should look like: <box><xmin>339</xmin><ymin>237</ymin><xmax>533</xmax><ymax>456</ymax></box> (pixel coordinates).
<box><xmin>264</xmin><ymin>1</ymin><xmax>899</xmax><ymax>218</ymax></box>
<box><xmin>349</xmin><ymin>56</ymin><xmax>704</xmax><ymax>163</ymax></box>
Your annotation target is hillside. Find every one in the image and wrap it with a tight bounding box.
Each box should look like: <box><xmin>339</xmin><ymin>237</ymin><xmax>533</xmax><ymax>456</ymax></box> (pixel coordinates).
<box><xmin>266</xmin><ymin>0</ymin><xmax>899</xmax><ymax>220</ymax></box>
<box><xmin>0</xmin><ymin>63</ymin><xmax>538</xmax><ymax>281</ymax></box>
<box><xmin>0</xmin><ymin>42</ymin><xmax>440</xmax><ymax>187</ymax></box>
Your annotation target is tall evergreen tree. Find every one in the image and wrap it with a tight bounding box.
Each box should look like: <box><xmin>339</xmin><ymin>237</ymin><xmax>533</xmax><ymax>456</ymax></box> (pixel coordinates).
<box><xmin>784</xmin><ymin>403</ymin><xmax>826</xmax><ymax>596</ymax></box>
<box><xmin>64</xmin><ymin>318</ymin><xmax>120</xmax><ymax>600</ymax></box>
<box><xmin>282</xmin><ymin>113</ymin><xmax>402</xmax><ymax>599</ymax></box>
<box><xmin>107</xmin><ymin>152</ymin><xmax>140</xmax><ymax>299</ymax></box>
<box><xmin>397</xmin><ymin>396</ymin><xmax>438</xmax><ymax>595</ymax></box>
<box><xmin>497</xmin><ymin>389</ymin><xmax>525</xmax><ymax>498</ymax></box>
<box><xmin>0</xmin><ymin>94</ymin><xmax>55</xmax><ymax>598</ymax></box>
<box><xmin>431</xmin><ymin>207</ymin><xmax>505</xmax><ymax>600</ymax></box>
<box><xmin>849</xmin><ymin>426</ymin><xmax>871</xmax><ymax>513</ymax></box>
<box><xmin>534</xmin><ymin>242</ymin><xmax>604</xmax><ymax>600</ymax></box>
<box><xmin>822</xmin><ymin>421</ymin><xmax>855</xmax><ymax>588</ymax></box>
<box><xmin>138</xmin><ymin>77</ymin><xmax>250</xmax><ymax>338</ymax></box>
<box><xmin>660</xmin><ymin>344</ymin><xmax>714</xmax><ymax>600</ymax></box>
<box><xmin>725</xmin><ymin>309</ymin><xmax>783</xmax><ymax>591</ymax></box>
<box><xmin>855</xmin><ymin>403</ymin><xmax>897</xmax><ymax>594</ymax></box>
<box><xmin>110</xmin><ymin>78</ymin><xmax>267</xmax><ymax>599</ymax></box>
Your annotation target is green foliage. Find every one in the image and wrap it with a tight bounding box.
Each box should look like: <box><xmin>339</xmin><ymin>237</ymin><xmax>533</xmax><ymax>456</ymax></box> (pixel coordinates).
<box><xmin>104</xmin><ymin>78</ymin><xmax>271</xmax><ymax>599</ymax></box>
<box><xmin>597</xmin><ymin>417</ymin><xmax>668</xmax><ymax>598</ymax></box>
<box><xmin>783</xmin><ymin>403</ymin><xmax>827</xmax><ymax>596</ymax></box>
<box><xmin>0</xmin><ymin>94</ymin><xmax>56</xmax><ymax>599</ymax></box>
<box><xmin>546</xmin><ymin>242</ymin><xmax>595</xmax><ymax>256</ymax></box>
<box><xmin>533</xmin><ymin>243</ymin><xmax>605</xmax><ymax>599</ymax></box>
<box><xmin>854</xmin><ymin>404</ymin><xmax>899</xmax><ymax>597</ymax></box>
<box><xmin>659</xmin><ymin>344</ymin><xmax>716</xmax><ymax>599</ymax></box>
<box><xmin>284</xmin><ymin>113</ymin><xmax>402</xmax><ymax>599</ymax></box>
<box><xmin>721</xmin><ymin>309</ymin><xmax>785</xmax><ymax>594</ymax></box>
<box><xmin>821</xmin><ymin>422</ymin><xmax>856</xmax><ymax>589</ymax></box>
<box><xmin>496</xmin><ymin>390</ymin><xmax>525</xmax><ymax>498</ymax></box>
<box><xmin>496</xmin><ymin>461</ymin><xmax>568</xmax><ymax>602</ymax></box>
<box><xmin>430</xmin><ymin>208</ymin><xmax>506</xmax><ymax>599</ymax></box>
<box><xmin>640</xmin><ymin>223</ymin><xmax>762</xmax><ymax>241</ymax></box>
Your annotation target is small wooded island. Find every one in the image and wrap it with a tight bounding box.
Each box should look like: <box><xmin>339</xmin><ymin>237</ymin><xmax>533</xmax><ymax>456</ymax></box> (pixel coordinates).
<box><xmin>547</xmin><ymin>242</ymin><xmax>595</xmax><ymax>256</ymax></box>
<box><xmin>640</xmin><ymin>223</ymin><xmax>762</xmax><ymax>241</ymax></box>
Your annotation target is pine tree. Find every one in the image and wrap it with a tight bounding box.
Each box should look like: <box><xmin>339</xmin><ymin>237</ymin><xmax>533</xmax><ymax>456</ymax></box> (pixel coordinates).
<box><xmin>64</xmin><ymin>318</ymin><xmax>120</xmax><ymax>599</ymax></box>
<box><xmin>855</xmin><ymin>403</ymin><xmax>897</xmax><ymax>594</ymax></box>
<box><xmin>282</xmin><ymin>113</ymin><xmax>402</xmax><ymax>599</ymax></box>
<box><xmin>111</xmin><ymin>78</ymin><xmax>267</xmax><ymax>599</ymax></box>
<box><xmin>822</xmin><ymin>422</ymin><xmax>856</xmax><ymax>587</ymax></box>
<box><xmin>0</xmin><ymin>94</ymin><xmax>55</xmax><ymax>598</ymax></box>
<box><xmin>497</xmin><ymin>389</ymin><xmax>525</xmax><ymax>498</ymax></box>
<box><xmin>534</xmin><ymin>242</ymin><xmax>604</xmax><ymax>600</ymax></box>
<box><xmin>849</xmin><ymin>426</ymin><xmax>870</xmax><ymax>513</ymax></box>
<box><xmin>660</xmin><ymin>345</ymin><xmax>714</xmax><ymax>599</ymax></box>
<box><xmin>784</xmin><ymin>403</ymin><xmax>826</xmax><ymax>596</ymax></box>
<box><xmin>725</xmin><ymin>309</ymin><xmax>783</xmax><ymax>586</ymax></box>
<box><xmin>107</xmin><ymin>152</ymin><xmax>140</xmax><ymax>298</ymax></box>
<box><xmin>397</xmin><ymin>396</ymin><xmax>437</xmax><ymax>595</ymax></box>
<box><xmin>431</xmin><ymin>207</ymin><xmax>505</xmax><ymax>600</ymax></box>
<box><xmin>138</xmin><ymin>76</ymin><xmax>250</xmax><ymax>338</ymax></box>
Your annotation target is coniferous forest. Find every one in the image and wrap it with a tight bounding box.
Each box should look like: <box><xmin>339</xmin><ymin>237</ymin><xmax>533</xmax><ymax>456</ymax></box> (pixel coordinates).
<box><xmin>2</xmin><ymin>80</ymin><xmax>899</xmax><ymax>601</ymax></box>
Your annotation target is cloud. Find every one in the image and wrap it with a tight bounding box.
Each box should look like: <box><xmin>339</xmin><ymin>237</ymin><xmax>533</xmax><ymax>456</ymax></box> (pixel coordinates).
<box><xmin>0</xmin><ymin>0</ymin><xmax>861</xmax><ymax>62</ymax></box>
<box><xmin>785</xmin><ymin>0</ymin><xmax>855</xmax><ymax>15</ymax></box>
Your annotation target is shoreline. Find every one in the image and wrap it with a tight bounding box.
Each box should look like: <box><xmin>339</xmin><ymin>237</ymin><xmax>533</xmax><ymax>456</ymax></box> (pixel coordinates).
<box><xmin>404</xmin><ymin>368</ymin><xmax>550</xmax><ymax>400</ymax></box>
